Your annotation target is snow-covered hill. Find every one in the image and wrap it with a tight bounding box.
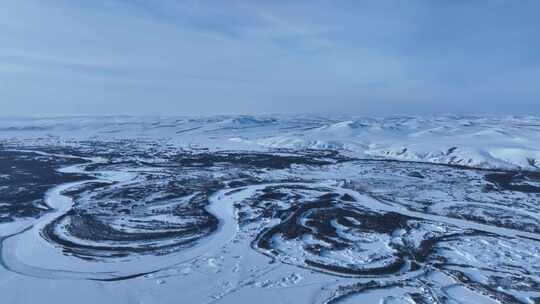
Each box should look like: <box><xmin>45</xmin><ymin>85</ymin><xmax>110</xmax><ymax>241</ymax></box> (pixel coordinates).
<box><xmin>1</xmin><ymin>115</ymin><xmax>540</xmax><ymax>170</ymax></box>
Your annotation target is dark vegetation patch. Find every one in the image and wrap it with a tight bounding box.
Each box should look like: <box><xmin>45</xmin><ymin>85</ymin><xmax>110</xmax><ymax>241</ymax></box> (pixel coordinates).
<box><xmin>172</xmin><ymin>150</ymin><xmax>351</xmax><ymax>169</ymax></box>
<box><xmin>0</xmin><ymin>150</ymin><xmax>87</xmax><ymax>222</ymax></box>
<box><xmin>486</xmin><ymin>171</ymin><xmax>540</xmax><ymax>193</ymax></box>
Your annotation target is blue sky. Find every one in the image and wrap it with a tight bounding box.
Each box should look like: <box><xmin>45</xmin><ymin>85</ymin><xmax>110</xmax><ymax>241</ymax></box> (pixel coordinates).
<box><xmin>1</xmin><ymin>0</ymin><xmax>539</xmax><ymax>116</ymax></box>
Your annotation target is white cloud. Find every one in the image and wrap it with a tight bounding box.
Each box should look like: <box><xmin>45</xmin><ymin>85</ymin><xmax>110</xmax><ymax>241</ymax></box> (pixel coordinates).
<box><xmin>0</xmin><ymin>0</ymin><xmax>539</xmax><ymax>116</ymax></box>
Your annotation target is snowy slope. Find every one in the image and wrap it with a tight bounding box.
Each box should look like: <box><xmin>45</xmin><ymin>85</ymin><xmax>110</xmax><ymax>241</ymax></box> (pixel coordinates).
<box><xmin>1</xmin><ymin>115</ymin><xmax>540</xmax><ymax>170</ymax></box>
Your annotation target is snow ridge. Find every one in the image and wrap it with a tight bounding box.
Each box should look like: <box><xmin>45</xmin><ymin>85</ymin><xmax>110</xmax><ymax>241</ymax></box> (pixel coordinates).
<box><xmin>1</xmin><ymin>115</ymin><xmax>539</xmax><ymax>170</ymax></box>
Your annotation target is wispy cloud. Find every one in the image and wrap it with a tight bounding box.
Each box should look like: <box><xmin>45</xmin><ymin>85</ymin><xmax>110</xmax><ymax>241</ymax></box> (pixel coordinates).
<box><xmin>1</xmin><ymin>0</ymin><xmax>539</xmax><ymax>116</ymax></box>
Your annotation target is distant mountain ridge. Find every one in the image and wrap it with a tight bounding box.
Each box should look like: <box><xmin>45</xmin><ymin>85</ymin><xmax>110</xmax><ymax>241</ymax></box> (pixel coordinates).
<box><xmin>1</xmin><ymin>115</ymin><xmax>540</xmax><ymax>171</ymax></box>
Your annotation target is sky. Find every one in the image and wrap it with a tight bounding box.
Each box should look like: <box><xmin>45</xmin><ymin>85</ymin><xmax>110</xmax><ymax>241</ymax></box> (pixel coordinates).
<box><xmin>1</xmin><ymin>0</ymin><xmax>539</xmax><ymax>116</ymax></box>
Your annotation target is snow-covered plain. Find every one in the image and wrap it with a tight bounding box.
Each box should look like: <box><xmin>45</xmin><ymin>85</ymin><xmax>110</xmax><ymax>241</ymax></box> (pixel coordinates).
<box><xmin>1</xmin><ymin>115</ymin><xmax>540</xmax><ymax>170</ymax></box>
<box><xmin>0</xmin><ymin>115</ymin><xmax>539</xmax><ymax>304</ymax></box>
